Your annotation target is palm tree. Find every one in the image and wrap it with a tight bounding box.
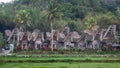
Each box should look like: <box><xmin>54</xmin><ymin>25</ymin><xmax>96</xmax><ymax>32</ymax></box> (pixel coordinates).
<box><xmin>45</xmin><ymin>0</ymin><xmax>61</xmax><ymax>51</ymax></box>
<box><xmin>84</xmin><ymin>13</ymin><xmax>100</xmax><ymax>49</ymax></box>
<box><xmin>14</xmin><ymin>9</ymin><xmax>32</xmax><ymax>46</ymax></box>
<box><xmin>84</xmin><ymin>13</ymin><xmax>98</xmax><ymax>40</ymax></box>
<box><xmin>14</xmin><ymin>9</ymin><xmax>32</xmax><ymax>31</ymax></box>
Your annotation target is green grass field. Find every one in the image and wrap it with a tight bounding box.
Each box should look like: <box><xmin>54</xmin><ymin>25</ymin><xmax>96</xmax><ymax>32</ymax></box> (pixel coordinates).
<box><xmin>0</xmin><ymin>55</ymin><xmax>120</xmax><ymax>68</ymax></box>
<box><xmin>1</xmin><ymin>51</ymin><xmax>120</xmax><ymax>68</ymax></box>
<box><xmin>0</xmin><ymin>63</ymin><xmax>120</xmax><ymax>68</ymax></box>
<box><xmin>1</xmin><ymin>55</ymin><xmax>120</xmax><ymax>61</ymax></box>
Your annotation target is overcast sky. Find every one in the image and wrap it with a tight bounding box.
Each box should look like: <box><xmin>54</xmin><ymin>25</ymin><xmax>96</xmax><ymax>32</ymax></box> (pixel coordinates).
<box><xmin>0</xmin><ymin>0</ymin><xmax>12</xmax><ymax>3</ymax></box>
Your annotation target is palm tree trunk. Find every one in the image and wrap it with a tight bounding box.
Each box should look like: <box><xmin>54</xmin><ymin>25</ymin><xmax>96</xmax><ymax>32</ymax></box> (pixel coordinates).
<box><xmin>17</xmin><ymin>29</ymin><xmax>19</xmax><ymax>46</ymax></box>
<box><xmin>92</xmin><ymin>30</ymin><xmax>95</xmax><ymax>49</ymax></box>
<box><xmin>51</xmin><ymin>22</ymin><xmax>53</xmax><ymax>51</ymax></box>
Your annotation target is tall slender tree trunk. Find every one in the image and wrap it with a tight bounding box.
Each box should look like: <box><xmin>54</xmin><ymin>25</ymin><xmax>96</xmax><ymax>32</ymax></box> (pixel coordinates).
<box><xmin>17</xmin><ymin>29</ymin><xmax>19</xmax><ymax>46</ymax></box>
<box><xmin>92</xmin><ymin>31</ymin><xmax>95</xmax><ymax>49</ymax></box>
<box><xmin>51</xmin><ymin>22</ymin><xmax>53</xmax><ymax>51</ymax></box>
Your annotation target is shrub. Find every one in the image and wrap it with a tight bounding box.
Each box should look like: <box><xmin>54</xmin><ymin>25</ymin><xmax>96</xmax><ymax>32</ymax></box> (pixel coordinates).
<box><xmin>70</xmin><ymin>48</ymin><xmax>78</xmax><ymax>51</ymax></box>
<box><xmin>58</xmin><ymin>48</ymin><xmax>67</xmax><ymax>54</ymax></box>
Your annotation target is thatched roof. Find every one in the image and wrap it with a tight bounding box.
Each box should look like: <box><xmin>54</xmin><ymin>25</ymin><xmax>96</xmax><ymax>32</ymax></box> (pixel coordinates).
<box><xmin>33</xmin><ymin>29</ymin><xmax>40</xmax><ymax>33</ymax></box>
<box><xmin>70</xmin><ymin>31</ymin><xmax>80</xmax><ymax>39</ymax></box>
<box><xmin>84</xmin><ymin>29</ymin><xmax>92</xmax><ymax>35</ymax></box>
<box><xmin>62</xmin><ymin>26</ymin><xmax>70</xmax><ymax>36</ymax></box>
<box><xmin>5</xmin><ymin>30</ymin><xmax>11</xmax><ymax>37</ymax></box>
<box><xmin>58</xmin><ymin>33</ymin><xmax>65</xmax><ymax>42</ymax></box>
<box><xmin>59</xmin><ymin>33</ymin><xmax>65</xmax><ymax>39</ymax></box>
<box><xmin>46</xmin><ymin>32</ymin><xmax>51</xmax><ymax>40</ymax></box>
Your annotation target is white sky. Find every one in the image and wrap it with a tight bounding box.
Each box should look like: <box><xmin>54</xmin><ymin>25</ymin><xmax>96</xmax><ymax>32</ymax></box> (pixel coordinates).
<box><xmin>0</xmin><ymin>0</ymin><xmax>12</xmax><ymax>3</ymax></box>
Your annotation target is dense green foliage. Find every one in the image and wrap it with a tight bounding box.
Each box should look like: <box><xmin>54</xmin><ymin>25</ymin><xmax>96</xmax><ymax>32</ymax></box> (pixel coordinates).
<box><xmin>0</xmin><ymin>0</ymin><xmax>120</xmax><ymax>35</ymax></box>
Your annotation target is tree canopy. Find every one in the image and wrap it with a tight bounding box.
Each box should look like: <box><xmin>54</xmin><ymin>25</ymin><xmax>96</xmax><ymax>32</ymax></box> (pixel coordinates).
<box><xmin>0</xmin><ymin>0</ymin><xmax>120</xmax><ymax>35</ymax></box>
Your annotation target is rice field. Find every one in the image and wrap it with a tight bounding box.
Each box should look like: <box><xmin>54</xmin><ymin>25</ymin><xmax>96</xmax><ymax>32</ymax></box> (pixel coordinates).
<box><xmin>0</xmin><ymin>53</ymin><xmax>120</xmax><ymax>68</ymax></box>
<box><xmin>0</xmin><ymin>63</ymin><xmax>120</xmax><ymax>68</ymax></box>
